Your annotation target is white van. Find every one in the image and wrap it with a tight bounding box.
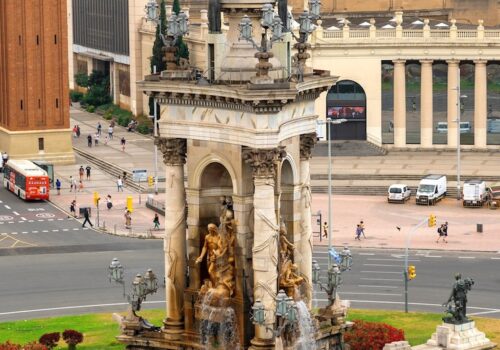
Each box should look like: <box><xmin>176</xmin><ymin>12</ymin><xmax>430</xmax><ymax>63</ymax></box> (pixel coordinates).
<box><xmin>416</xmin><ymin>175</ymin><xmax>447</xmax><ymax>205</ymax></box>
<box><xmin>388</xmin><ymin>184</ymin><xmax>411</xmax><ymax>203</ymax></box>
<box><xmin>462</xmin><ymin>179</ymin><xmax>487</xmax><ymax>207</ymax></box>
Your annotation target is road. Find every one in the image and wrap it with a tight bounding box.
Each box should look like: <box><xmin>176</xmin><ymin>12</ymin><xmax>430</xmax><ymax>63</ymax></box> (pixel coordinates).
<box><xmin>313</xmin><ymin>246</ymin><xmax>500</xmax><ymax>318</ymax></box>
<box><xmin>0</xmin><ymin>187</ymin><xmax>498</xmax><ymax>322</ymax></box>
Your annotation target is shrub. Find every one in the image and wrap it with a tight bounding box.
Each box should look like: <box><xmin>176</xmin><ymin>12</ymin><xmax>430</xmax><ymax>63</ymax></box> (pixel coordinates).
<box><xmin>85</xmin><ymin>105</ymin><xmax>95</xmax><ymax>113</ymax></box>
<box><xmin>136</xmin><ymin>123</ymin><xmax>151</xmax><ymax>135</ymax></box>
<box><xmin>62</xmin><ymin>330</ymin><xmax>83</xmax><ymax>350</ymax></box>
<box><xmin>74</xmin><ymin>73</ymin><xmax>89</xmax><ymax>88</ymax></box>
<box><xmin>39</xmin><ymin>332</ymin><xmax>60</xmax><ymax>349</ymax></box>
<box><xmin>23</xmin><ymin>343</ymin><xmax>48</xmax><ymax>350</ymax></box>
<box><xmin>69</xmin><ymin>91</ymin><xmax>84</xmax><ymax>102</ymax></box>
<box><xmin>117</xmin><ymin>113</ymin><xmax>132</xmax><ymax>127</ymax></box>
<box><xmin>345</xmin><ymin>320</ymin><xmax>405</xmax><ymax>350</ymax></box>
<box><xmin>0</xmin><ymin>342</ymin><xmax>20</xmax><ymax>350</ymax></box>
<box><xmin>0</xmin><ymin>343</ymin><xmax>48</xmax><ymax>350</ymax></box>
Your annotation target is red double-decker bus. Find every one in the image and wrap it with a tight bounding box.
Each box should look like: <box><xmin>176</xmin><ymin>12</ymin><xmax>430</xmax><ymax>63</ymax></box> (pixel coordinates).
<box><xmin>2</xmin><ymin>160</ymin><xmax>50</xmax><ymax>200</ymax></box>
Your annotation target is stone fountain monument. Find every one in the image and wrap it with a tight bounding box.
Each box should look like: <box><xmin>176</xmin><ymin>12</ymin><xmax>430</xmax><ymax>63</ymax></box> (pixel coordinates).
<box><xmin>116</xmin><ymin>0</ymin><xmax>350</xmax><ymax>348</ymax></box>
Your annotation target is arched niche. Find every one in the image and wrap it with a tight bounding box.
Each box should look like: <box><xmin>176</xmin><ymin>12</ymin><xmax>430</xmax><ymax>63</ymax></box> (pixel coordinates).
<box><xmin>280</xmin><ymin>158</ymin><xmax>295</xmax><ymax>242</ymax></box>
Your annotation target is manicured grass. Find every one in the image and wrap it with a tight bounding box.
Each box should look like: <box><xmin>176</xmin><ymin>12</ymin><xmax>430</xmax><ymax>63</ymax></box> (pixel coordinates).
<box><xmin>1</xmin><ymin>309</ymin><xmax>498</xmax><ymax>349</ymax></box>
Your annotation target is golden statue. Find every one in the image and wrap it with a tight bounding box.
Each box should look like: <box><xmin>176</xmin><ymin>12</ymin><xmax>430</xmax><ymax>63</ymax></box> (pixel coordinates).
<box><xmin>279</xmin><ymin>222</ymin><xmax>294</xmax><ymax>262</ymax></box>
<box><xmin>196</xmin><ymin>223</ymin><xmax>222</xmax><ymax>287</ymax></box>
<box><xmin>279</xmin><ymin>259</ymin><xmax>305</xmax><ymax>298</ymax></box>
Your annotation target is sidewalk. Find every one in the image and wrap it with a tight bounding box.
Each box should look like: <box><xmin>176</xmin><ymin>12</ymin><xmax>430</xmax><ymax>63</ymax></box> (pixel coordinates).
<box><xmin>56</xmin><ymin>107</ymin><xmax>500</xmax><ymax>250</ymax></box>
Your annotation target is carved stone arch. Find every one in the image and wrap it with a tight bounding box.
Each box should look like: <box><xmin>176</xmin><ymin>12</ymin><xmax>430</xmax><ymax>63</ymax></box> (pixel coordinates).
<box><xmin>191</xmin><ymin>154</ymin><xmax>239</xmax><ymax>194</ymax></box>
<box><xmin>281</xmin><ymin>153</ymin><xmax>299</xmax><ymax>186</ymax></box>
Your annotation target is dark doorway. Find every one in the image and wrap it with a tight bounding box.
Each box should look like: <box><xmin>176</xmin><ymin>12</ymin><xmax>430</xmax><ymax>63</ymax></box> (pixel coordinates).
<box><xmin>326</xmin><ymin>80</ymin><xmax>367</xmax><ymax>140</ymax></box>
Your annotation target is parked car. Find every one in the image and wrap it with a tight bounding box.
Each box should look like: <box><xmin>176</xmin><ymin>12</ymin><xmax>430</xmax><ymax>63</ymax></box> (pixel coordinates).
<box><xmin>462</xmin><ymin>179</ymin><xmax>487</xmax><ymax>207</ymax></box>
<box><xmin>436</xmin><ymin>122</ymin><xmax>472</xmax><ymax>134</ymax></box>
<box><xmin>416</xmin><ymin>175</ymin><xmax>447</xmax><ymax>205</ymax></box>
<box><xmin>388</xmin><ymin>184</ymin><xmax>411</xmax><ymax>203</ymax></box>
<box><xmin>486</xmin><ymin>182</ymin><xmax>500</xmax><ymax>209</ymax></box>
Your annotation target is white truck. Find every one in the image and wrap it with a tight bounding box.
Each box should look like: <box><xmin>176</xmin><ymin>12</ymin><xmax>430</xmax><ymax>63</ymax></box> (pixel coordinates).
<box><xmin>416</xmin><ymin>175</ymin><xmax>447</xmax><ymax>205</ymax></box>
<box><xmin>462</xmin><ymin>179</ymin><xmax>487</xmax><ymax>207</ymax></box>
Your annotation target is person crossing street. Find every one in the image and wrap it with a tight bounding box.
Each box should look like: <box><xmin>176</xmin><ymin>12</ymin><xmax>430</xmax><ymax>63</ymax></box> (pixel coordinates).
<box><xmin>82</xmin><ymin>207</ymin><xmax>93</xmax><ymax>228</ymax></box>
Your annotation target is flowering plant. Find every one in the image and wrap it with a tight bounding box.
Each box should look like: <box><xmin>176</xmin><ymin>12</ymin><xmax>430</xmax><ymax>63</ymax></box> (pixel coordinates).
<box><xmin>345</xmin><ymin>320</ymin><xmax>405</xmax><ymax>350</ymax></box>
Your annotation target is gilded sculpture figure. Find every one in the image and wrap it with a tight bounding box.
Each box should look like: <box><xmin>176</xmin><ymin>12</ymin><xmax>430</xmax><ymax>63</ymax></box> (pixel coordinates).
<box><xmin>195</xmin><ymin>197</ymin><xmax>237</xmax><ymax>304</ymax></box>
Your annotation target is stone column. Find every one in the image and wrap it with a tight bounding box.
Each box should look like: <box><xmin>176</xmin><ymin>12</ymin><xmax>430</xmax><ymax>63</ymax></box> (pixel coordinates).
<box><xmin>155</xmin><ymin>137</ymin><xmax>187</xmax><ymax>336</ymax></box>
<box><xmin>420</xmin><ymin>60</ymin><xmax>434</xmax><ymax>148</ymax></box>
<box><xmin>244</xmin><ymin>147</ymin><xmax>286</xmax><ymax>350</ymax></box>
<box><xmin>474</xmin><ymin>60</ymin><xmax>488</xmax><ymax>148</ymax></box>
<box><xmin>447</xmin><ymin>60</ymin><xmax>460</xmax><ymax>148</ymax></box>
<box><xmin>393</xmin><ymin>60</ymin><xmax>406</xmax><ymax>147</ymax></box>
<box><xmin>299</xmin><ymin>134</ymin><xmax>316</xmax><ymax>308</ymax></box>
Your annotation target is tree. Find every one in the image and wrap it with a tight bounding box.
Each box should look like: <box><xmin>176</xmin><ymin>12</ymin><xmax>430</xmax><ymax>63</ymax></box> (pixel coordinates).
<box><xmin>172</xmin><ymin>0</ymin><xmax>189</xmax><ymax>62</ymax></box>
<box><xmin>150</xmin><ymin>0</ymin><xmax>167</xmax><ymax>74</ymax></box>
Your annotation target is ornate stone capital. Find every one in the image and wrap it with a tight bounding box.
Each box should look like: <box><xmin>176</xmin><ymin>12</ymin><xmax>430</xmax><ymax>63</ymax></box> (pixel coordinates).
<box><xmin>243</xmin><ymin>146</ymin><xmax>286</xmax><ymax>179</ymax></box>
<box><xmin>155</xmin><ymin>137</ymin><xmax>187</xmax><ymax>166</ymax></box>
<box><xmin>300</xmin><ymin>133</ymin><xmax>317</xmax><ymax>160</ymax></box>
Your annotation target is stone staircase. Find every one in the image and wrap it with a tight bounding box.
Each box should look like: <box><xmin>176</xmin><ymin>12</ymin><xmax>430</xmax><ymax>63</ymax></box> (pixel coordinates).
<box><xmin>312</xmin><ymin>140</ymin><xmax>387</xmax><ymax>157</ymax></box>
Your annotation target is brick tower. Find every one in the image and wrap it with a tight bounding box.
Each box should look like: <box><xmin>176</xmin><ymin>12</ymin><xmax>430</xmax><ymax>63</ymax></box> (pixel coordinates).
<box><xmin>0</xmin><ymin>0</ymin><xmax>74</xmax><ymax>164</ymax></box>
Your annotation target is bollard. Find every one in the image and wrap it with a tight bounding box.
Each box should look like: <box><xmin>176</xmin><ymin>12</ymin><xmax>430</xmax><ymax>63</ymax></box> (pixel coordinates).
<box><xmin>114</xmin><ymin>224</ymin><xmax>117</xmax><ymax>235</ymax></box>
<box><xmin>477</xmin><ymin>223</ymin><xmax>483</xmax><ymax>233</ymax></box>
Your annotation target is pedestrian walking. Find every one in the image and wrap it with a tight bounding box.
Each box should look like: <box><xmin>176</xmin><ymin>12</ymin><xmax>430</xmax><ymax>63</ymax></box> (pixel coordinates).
<box><xmin>72</xmin><ymin>177</ymin><xmax>77</xmax><ymax>192</ymax></box>
<box><xmin>76</xmin><ymin>125</ymin><xmax>81</xmax><ymax>137</ymax></box>
<box><xmin>117</xmin><ymin>176</ymin><xmax>123</xmax><ymax>192</ymax></box>
<box><xmin>87</xmin><ymin>134</ymin><xmax>92</xmax><ymax>147</ymax></box>
<box><xmin>153</xmin><ymin>213</ymin><xmax>160</xmax><ymax>230</ymax></box>
<box><xmin>104</xmin><ymin>135</ymin><xmax>109</xmax><ymax>145</ymax></box>
<box><xmin>78</xmin><ymin>166</ymin><xmax>84</xmax><ymax>181</ymax></box>
<box><xmin>82</xmin><ymin>207</ymin><xmax>93</xmax><ymax>228</ymax></box>
<box><xmin>85</xmin><ymin>165</ymin><xmax>91</xmax><ymax>180</ymax></box>
<box><xmin>108</xmin><ymin>126</ymin><xmax>114</xmax><ymax>140</ymax></box>
<box><xmin>55</xmin><ymin>179</ymin><xmax>61</xmax><ymax>195</ymax></box>
<box><xmin>120</xmin><ymin>137</ymin><xmax>126</xmax><ymax>152</ymax></box>
<box><xmin>69</xmin><ymin>176</ymin><xmax>74</xmax><ymax>192</ymax></box>
<box><xmin>97</xmin><ymin>122</ymin><xmax>102</xmax><ymax>136</ymax></box>
<box><xmin>106</xmin><ymin>194</ymin><xmax>113</xmax><ymax>210</ymax></box>
<box><xmin>72</xmin><ymin>125</ymin><xmax>78</xmax><ymax>138</ymax></box>
<box><xmin>94</xmin><ymin>133</ymin><xmax>99</xmax><ymax>146</ymax></box>
<box><xmin>78</xmin><ymin>180</ymin><xmax>84</xmax><ymax>192</ymax></box>
<box><xmin>436</xmin><ymin>223</ymin><xmax>448</xmax><ymax>243</ymax></box>
<box><xmin>124</xmin><ymin>210</ymin><xmax>132</xmax><ymax>229</ymax></box>
<box><xmin>359</xmin><ymin>220</ymin><xmax>366</xmax><ymax>239</ymax></box>
<box><xmin>70</xmin><ymin>200</ymin><xmax>77</xmax><ymax>217</ymax></box>
<box><xmin>322</xmin><ymin>222</ymin><xmax>328</xmax><ymax>238</ymax></box>
<box><xmin>355</xmin><ymin>224</ymin><xmax>363</xmax><ymax>241</ymax></box>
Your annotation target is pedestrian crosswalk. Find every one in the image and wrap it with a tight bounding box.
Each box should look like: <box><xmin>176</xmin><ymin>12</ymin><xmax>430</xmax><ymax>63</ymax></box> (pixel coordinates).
<box><xmin>1</xmin><ymin>227</ymin><xmax>89</xmax><ymax>235</ymax></box>
<box><xmin>0</xmin><ymin>218</ymin><xmax>72</xmax><ymax>225</ymax></box>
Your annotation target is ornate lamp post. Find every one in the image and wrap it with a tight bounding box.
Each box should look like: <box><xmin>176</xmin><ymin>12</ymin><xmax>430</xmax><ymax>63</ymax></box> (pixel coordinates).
<box><xmin>289</xmin><ymin>0</ymin><xmax>321</xmax><ymax>81</ymax></box>
<box><xmin>250</xmin><ymin>290</ymin><xmax>298</xmax><ymax>339</ymax></box>
<box><xmin>312</xmin><ymin>246</ymin><xmax>352</xmax><ymax>306</ymax></box>
<box><xmin>239</xmin><ymin>4</ymin><xmax>285</xmax><ymax>83</ymax></box>
<box><xmin>108</xmin><ymin>258</ymin><xmax>159</xmax><ymax>318</ymax></box>
<box><xmin>145</xmin><ymin>0</ymin><xmax>189</xmax><ymax>70</ymax></box>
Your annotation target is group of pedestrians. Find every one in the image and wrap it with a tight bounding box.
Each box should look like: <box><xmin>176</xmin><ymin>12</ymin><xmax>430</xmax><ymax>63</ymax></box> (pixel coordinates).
<box><xmin>321</xmin><ymin>220</ymin><xmax>367</xmax><ymax>241</ymax></box>
<box><xmin>85</xmin><ymin>121</ymin><xmax>126</xmax><ymax>151</ymax></box>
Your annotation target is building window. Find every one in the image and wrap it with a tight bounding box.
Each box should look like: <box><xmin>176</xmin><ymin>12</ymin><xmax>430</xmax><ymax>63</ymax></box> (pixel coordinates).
<box><xmin>77</xmin><ymin>60</ymin><xmax>88</xmax><ymax>74</ymax></box>
<box><xmin>36</xmin><ymin>35</ymin><xmax>39</xmax><ymax>45</ymax></box>
<box><xmin>38</xmin><ymin>138</ymin><xmax>44</xmax><ymax>151</ymax></box>
<box><xmin>54</xmin><ymin>35</ymin><xmax>57</xmax><ymax>44</ymax></box>
<box><xmin>118</xmin><ymin>68</ymin><xmax>131</xmax><ymax>97</ymax></box>
<box><xmin>20</xmin><ymin>100</ymin><xmax>23</xmax><ymax>110</ymax></box>
<box><xmin>56</xmin><ymin>98</ymin><xmax>59</xmax><ymax>108</ymax></box>
<box><xmin>18</xmin><ymin>35</ymin><xmax>21</xmax><ymax>45</ymax></box>
<box><xmin>38</xmin><ymin>99</ymin><xmax>41</xmax><ymax>108</ymax></box>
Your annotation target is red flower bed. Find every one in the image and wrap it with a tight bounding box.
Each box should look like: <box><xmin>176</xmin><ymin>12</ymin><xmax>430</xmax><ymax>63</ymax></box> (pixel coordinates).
<box><xmin>39</xmin><ymin>333</ymin><xmax>60</xmax><ymax>349</ymax></box>
<box><xmin>345</xmin><ymin>320</ymin><xmax>405</xmax><ymax>350</ymax></box>
<box><xmin>0</xmin><ymin>342</ymin><xmax>47</xmax><ymax>350</ymax></box>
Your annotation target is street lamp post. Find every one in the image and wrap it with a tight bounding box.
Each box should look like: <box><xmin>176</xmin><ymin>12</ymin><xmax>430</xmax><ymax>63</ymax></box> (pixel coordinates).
<box><xmin>454</xmin><ymin>67</ymin><xmax>468</xmax><ymax>201</ymax></box>
<box><xmin>317</xmin><ymin>118</ymin><xmax>347</xmax><ymax>268</ymax></box>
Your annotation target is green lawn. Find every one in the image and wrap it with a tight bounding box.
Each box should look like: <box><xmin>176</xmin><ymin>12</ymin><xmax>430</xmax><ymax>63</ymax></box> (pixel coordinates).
<box><xmin>1</xmin><ymin>309</ymin><xmax>498</xmax><ymax>349</ymax></box>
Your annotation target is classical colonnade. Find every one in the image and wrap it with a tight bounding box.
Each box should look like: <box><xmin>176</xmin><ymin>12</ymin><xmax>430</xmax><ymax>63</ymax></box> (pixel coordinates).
<box><xmin>392</xmin><ymin>59</ymin><xmax>489</xmax><ymax>148</ymax></box>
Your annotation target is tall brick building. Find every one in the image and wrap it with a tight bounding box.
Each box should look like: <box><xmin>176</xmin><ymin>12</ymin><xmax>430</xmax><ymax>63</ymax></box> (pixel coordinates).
<box><xmin>0</xmin><ymin>0</ymin><xmax>74</xmax><ymax>164</ymax></box>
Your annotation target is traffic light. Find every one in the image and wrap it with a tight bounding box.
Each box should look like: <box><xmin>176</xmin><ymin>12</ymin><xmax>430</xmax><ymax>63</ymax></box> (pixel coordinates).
<box><xmin>408</xmin><ymin>265</ymin><xmax>416</xmax><ymax>280</ymax></box>
<box><xmin>93</xmin><ymin>191</ymin><xmax>100</xmax><ymax>206</ymax></box>
<box><xmin>148</xmin><ymin>176</ymin><xmax>154</xmax><ymax>188</ymax></box>
<box><xmin>428</xmin><ymin>214</ymin><xmax>436</xmax><ymax>227</ymax></box>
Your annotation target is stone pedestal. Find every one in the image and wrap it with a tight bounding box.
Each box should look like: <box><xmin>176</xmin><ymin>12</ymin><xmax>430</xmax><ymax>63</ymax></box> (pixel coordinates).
<box><xmin>417</xmin><ymin>321</ymin><xmax>496</xmax><ymax>350</ymax></box>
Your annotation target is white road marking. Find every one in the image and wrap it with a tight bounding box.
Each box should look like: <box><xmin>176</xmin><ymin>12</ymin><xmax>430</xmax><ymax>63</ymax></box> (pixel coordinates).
<box><xmin>8</xmin><ymin>222</ymin><xmax>14</xmax><ymax>224</ymax></box>
<box><xmin>361</xmin><ymin>271</ymin><xmax>401</xmax><ymax>274</ymax></box>
<box><xmin>11</xmin><ymin>232</ymin><xmax>17</xmax><ymax>235</ymax></box>
<box><xmin>368</xmin><ymin>258</ymin><xmax>421</xmax><ymax>262</ymax></box>
<box><xmin>468</xmin><ymin>310</ymin><xmax>500</xmax><ymax>316</ymax></box>
<box><xmin>426</xmin><ymin>256</ymin><xmax>442</xmax><ymax>258</ymax></box>
<box><xmin>0</xmin><ymin>301</ymin><xmax>164</xmax><ymax>316</ymax></box>
<box><xmin>62</xmin><ymin>229</ymin><xmax>69</xmax><ymax>232</ymax></box>
<box><xmin>73</xmin><ymin>228</ymin><xmax>79</xmax><ymax>231</ymax></box>
<box><xmin>333</xmin><ymin>292</ymin><xmax>402</xmax><ymax>296</ymax></box>
<box><xmin>12</xmin><ymin>211</ymin><xmax>19</xmax><ymax>216</ymax></box>
<box><xmin>359</xmin><ymin>253</ymin><xmax>375</xmax><ymax>256</ymax></box>
<box><xmin>490</xmin><ymin>257</ymin><xmax>500</xmax><ymax>260</ymax></box>
<box><xmin>458</xmin><ymin>256</ymin><xmax>475</xmax><ymax>259</ymax></box>
<box><xmin>363</xmin><ymin>264</ymin><xmax>401</xmax><ymax>267</ymax></box>
<box><xmin>4</xmin><ymin>205</ymin><xmax>11</xmax><ymax>209</ymax></box>
<box><xmin>37</xmin><ymin>219</ymin><xmax>44</xmax><ymax>222</ymax></box>
<box><xmin>32</xmin><ymin>231</ymin><xmax>38</xmax><ymax>233</ymax></box>
<box><xmin>52</xmin><ymin>230</ymin><xmax>59</xmax><ymax>232</ymax></box>
<box><xmin>82</xmin><ymin>228</ymin><xmax>89</xmax><ymax>230</ymax></box>
<box><xmin>57</xmin><ymin>218</ymin><xmax>64</xmax><ymax>221</ymax></box>
<box><xmin>48</xmin><ymin>219</ymin><xmax>54</xmax><ymax>221</ymax></box>
<box><xmin>358</xmin><ymin>285</ymin><xmax>399</xmax><ymax>288</ymax></box>
<box><xmin>42</xmin><ymin>230</ymin><xmax>49</xmax><ymax>233</ymax></box>
<box><xmin>20</xmin><ymin>217</ymin><xmax>27</xmax><ymax>221</ymax></box>
<box><xmin>28</xmin><ymin>220</ymin><xmax>34</xmax><ymax>222</ymax></box>
<box><xmin>360</xmin><ymin>278</ymin><xmax>401</xmax><ymax>282</ymax></box>
<box><xmin>22</xmin><ymin>232</ymin><xmax>28</xmax><ymax>234</ymax></box>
